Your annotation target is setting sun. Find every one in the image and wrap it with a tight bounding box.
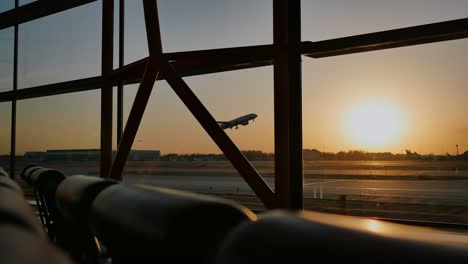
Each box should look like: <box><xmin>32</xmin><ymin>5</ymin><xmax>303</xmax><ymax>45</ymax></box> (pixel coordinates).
<box><xmin>344</xmin><ymin>100</ymin><xmax>403</xmax><ymax>148</ymax></box>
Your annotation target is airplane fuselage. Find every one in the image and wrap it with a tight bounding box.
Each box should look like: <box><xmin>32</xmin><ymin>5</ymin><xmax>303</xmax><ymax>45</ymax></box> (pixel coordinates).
<box><xmin>218</xmin><ymin>113</ymin><xmax>257</xmax><ymax>129</ymax></box>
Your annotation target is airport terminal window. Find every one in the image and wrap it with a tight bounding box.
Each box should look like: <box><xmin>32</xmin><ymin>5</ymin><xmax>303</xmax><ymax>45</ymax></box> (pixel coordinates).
<box><xmin>302</xmin><ymin>0</ymin><xmax>468</xmax><ymax>41</ymax></box>
<box><xmin>15</xmin><ymin>91</ymin><xmax>101</xmax><ymax>176</ymax></box>
<box><xmin>0</xmin><ymin>103</ymin><xmax>11</xmax><ymax>171</ymax></box>
<box><xmin>302</xmin><ymin>39</ymin><xmax>468</xmax><ymax>223</ymax></box>
<box><xmin>18</xmin><ymin>2</ymin><xmax>101</xmax><ymax>88</ymax></box>
<box><xmin>0</xmin><ymin>28</ymin><xmax>14</xmax><ymax>92</ymax></box>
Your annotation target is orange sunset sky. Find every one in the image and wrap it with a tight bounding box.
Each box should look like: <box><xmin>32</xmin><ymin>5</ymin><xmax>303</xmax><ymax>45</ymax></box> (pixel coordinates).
<box><xmin>0</xmin><ymin>1</ymin><xmax>467</xmax><ymax>155</ymax></box>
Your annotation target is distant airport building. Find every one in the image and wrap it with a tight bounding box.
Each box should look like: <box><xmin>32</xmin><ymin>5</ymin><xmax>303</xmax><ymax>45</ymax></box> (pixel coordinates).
<box><xmin>127</xmin><ymin>150</ymin><xmax>161</xmax><ymax>161</ymax></box>
<box><xmin>23</xmin><ymin>149</ymin><xmax>160</xmax><ymax>162</ymax></box>
<box><xmin>45</xmin><ymin>149</ymin><xmax>100</xmax><ymax>162</ymax></box>
<box><xmin>23</xmin><ymin>151</ymin><xmax>47</xmax><ymax>162</ymax></box>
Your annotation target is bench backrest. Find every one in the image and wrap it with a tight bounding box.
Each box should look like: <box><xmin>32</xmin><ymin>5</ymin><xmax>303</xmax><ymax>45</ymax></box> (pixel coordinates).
<box><xmin>90</xmin><ymin>184</ymin><xmax>256</xmax><ymax>263</ymax></box>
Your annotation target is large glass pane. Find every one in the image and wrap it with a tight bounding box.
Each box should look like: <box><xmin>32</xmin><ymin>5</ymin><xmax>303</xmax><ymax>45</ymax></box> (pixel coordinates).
<box><xmin>123</xmin><ymin>1</ymin><xmax>147</xmax><ymax>63</ymax></box>
<box><xmin>16</xmin><ymin>91</ymin><xmax>100</xmax><ymax>176</ymax></box>
<box><xmin>19</xmin><ymin>0</ymin><xmax>34</xmax><ymax>6</ymax></box>
<box><xmin>0</xmin><ymin>1</ymin><xmax>14</xmax><ymax>13</ymax></box>
<box><xmin>113</xmin><ymin>0</ymin><xmax>121</xmax><ymax>70</ymax></box>
<box><xmin>0</xmin><ymin>103</ymin><xmax>11</xmax><ymax>172</ymax></box>
<box><xmin>302</xmin><ymin>0</ymin><xmax>468</xmax><ymax>41</ymax></box>
<box><xmin>0</xmin><ymin>28</ymin><xmax>14</xmax><ymax>92</ymax></box>
<box><xmin>302</xmin><ymin>39</ymin><xmax>468</xmax><ymax>223</ymax></box>
<box><xmin>124</xmin><ymin>1</ymin><xmax>272</xmax><ymax>63</ymax></box>
<box><xmin>18</xmin><ymin>2</ymin><xmax>101</xmax><ymax>88</ymax></box>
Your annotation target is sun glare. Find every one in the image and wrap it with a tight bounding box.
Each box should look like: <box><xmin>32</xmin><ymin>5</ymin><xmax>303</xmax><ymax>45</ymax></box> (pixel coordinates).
<box><xmin>344</xmin><ymin>100</ymin><xmax>403</xmax><ymax>148</ymax></box>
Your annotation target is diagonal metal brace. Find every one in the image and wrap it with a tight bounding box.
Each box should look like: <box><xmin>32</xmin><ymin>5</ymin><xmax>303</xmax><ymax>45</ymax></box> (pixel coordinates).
<box><xmin>108</xmin><ymin>60</ymin><xmax>160</xmax><ymax>180</ymax></box>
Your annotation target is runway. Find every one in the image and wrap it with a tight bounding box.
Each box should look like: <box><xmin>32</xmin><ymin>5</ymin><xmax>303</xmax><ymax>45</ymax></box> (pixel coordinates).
<box><xmin>303</xmin><ymin>169</ymin><xmax>468</xmax><ymax>178</ymax></box>
<box><xmin>122</xmin><ymin>174</ymin><xmax>468</xmax><ymax>206</ymax></box>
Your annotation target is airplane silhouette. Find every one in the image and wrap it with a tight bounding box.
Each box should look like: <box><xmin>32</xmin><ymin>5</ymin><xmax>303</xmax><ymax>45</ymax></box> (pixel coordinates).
<box><xmin>217</xmin><ymin>113</ymin><xmax>257</xmax><ymax>130</ymax></box>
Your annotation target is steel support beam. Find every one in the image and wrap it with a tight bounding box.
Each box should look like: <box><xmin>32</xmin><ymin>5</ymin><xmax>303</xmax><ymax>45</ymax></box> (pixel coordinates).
<box><xmin>273</xmin><ymin>0</ymin><xmax>303</xmax><ymax>209</ymax></box>
<box><xmin>10</xmin><ymin>0</ymin><xmax>19</xmax><ymax>179</ymax></box>
<box><xmin>163</xmin><ymin>62</ymin><xmax>275</xmax><ymax>208</ymax></box>
<box><xmin>117</xmin><ymin>0</ymin><xmax>125</xmax><ymax>145</ymax></box>
<box><xmin>303</xmin><ymin>18</ymin><xmax>468</xmax><ymax>58</ymax></box>
<box><xmin>100</xmin><ymin>0</ymin><xmax>114</xmax><ymax>177</ymax></box>
<box><xmin>112</xmin><ymin>45</ymin><xmax>273</xmax><ymax>82</ymax></box>
<box><xmin>10</xmin><ymin>99</ymin><xmax>16</xmax><ymax>178</ymax></box>
<box><xmin>0</xmin><ymin>76</ymin><xmax>102</xmax><ymax>103</ymax></box>
<box><xmin>0</xmin><ymin>0</ymin><xmax>97</xmax><ymax>30</ymax></box>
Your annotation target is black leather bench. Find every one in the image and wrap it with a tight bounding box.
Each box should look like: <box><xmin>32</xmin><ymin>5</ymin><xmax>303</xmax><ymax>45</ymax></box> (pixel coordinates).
<box><xmin>20</xmin><ymin>164</ymin><xmax>48</xmax><ymax>227</ymax></box>
<box><xmin>216</xmin><ymin>211</ymin><xmax>468</xmax><ymax>264</ymax></box>
<box><xmin>20</xmin><ymin>164</ymin><xmax>41</xmax><ymax>183</ymax></box>
<box><xmin>0</xmin><ymin>175</ymin><xmax>23</xmax><ymax>194</ymax></box>
<box><xmin>0</xmin><ymin>177</ymin><xmax>45</xmax><ymax>238</ymax></box>
<box><xmin>21</xmin><ymin>166</ymin><xmax>66</xmax><ymax>241</ymax></box>
<box><xmin>0</xmin><ymin>166</ymin><xmax>9</xmax><ymax>177</ymax></box>
<box><xmin>55</xmin><ymin>175</ymin><xmax>117</xmax><ymax>263</ymax></box>
<box><xmin>90</xmin><ymin>184</ymin><xmax>256</xmax><ymax>263</ymax></box>
<box><xmin>0</xmin><ymin>167</ymin><xmax>74</xmax><ymax>264</ymax></box>
<box><xmin>28</xmin><ymin>168</ymin><xmax>66</xmax><ymax>196</ymax></box>
<box><xmin>0</xmin><ymin>224</ymin><xmax>74</xmax><ymax>264</ymax></box>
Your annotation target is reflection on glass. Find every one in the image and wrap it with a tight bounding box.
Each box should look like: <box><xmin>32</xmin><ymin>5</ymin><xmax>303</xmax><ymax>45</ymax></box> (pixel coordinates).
<box><xmin>365</xmin><ymin>220</ymin><xmax>381</xmax><ymax>233</ymax></box>
<box><xmin>16</xmin><ymin>91</ymin><xmax>100</xmax><ymax>176</ymax></box>
<box><xmin>18</xmin><ymin>2</ymin><xmax>101</xmax><ymax>88</ymax></box>
<box><xmin>0</xmin><ymin>28</ymin><xmax>14</xmax><ymax>92</ymax></box>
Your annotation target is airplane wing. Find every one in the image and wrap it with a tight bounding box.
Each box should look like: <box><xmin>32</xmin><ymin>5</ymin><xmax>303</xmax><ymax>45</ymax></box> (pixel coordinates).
<box><xmin>218</xmin><ymin>122</ymin><xmax>234</xmax><ymax>130</ymax></box>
